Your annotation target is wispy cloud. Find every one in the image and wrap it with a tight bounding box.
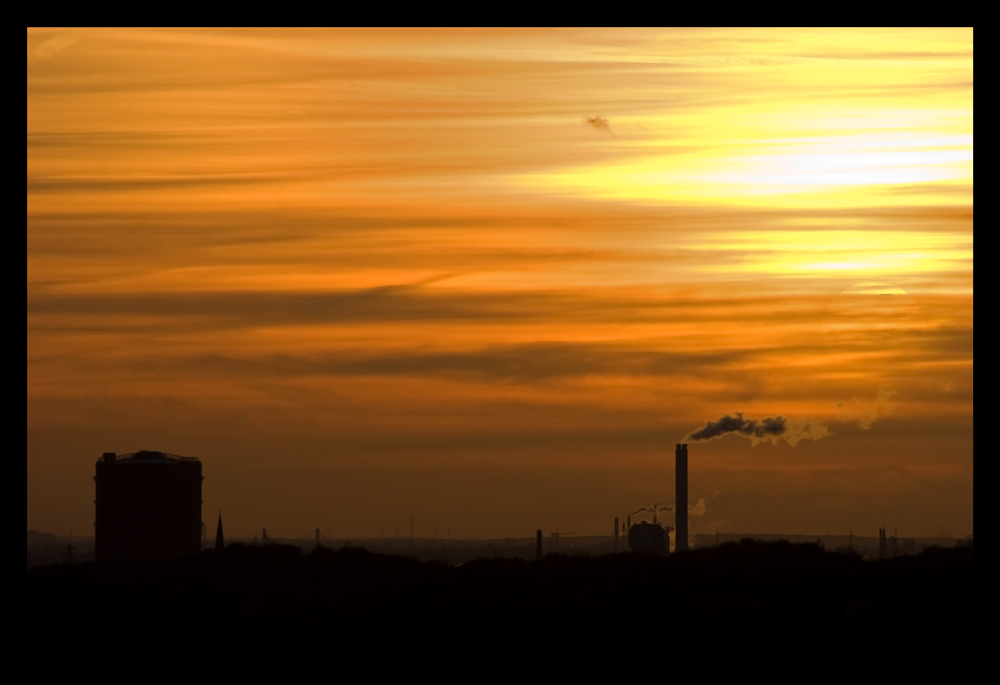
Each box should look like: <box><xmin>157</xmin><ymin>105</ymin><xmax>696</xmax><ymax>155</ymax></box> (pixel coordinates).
<box><xmin>26</xmin><ymin>28</ymin><xmax>973</xmax><ymax>538</ymax></box>
<box><xmin>30</xmin><ymin>32</ymin><xmax>79</xmax><ymax>61</ymax></box>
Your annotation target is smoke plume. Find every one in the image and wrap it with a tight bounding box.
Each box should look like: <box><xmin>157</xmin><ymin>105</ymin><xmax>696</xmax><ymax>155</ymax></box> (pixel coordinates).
<box><xmin>837</xmin><ymin>387</ymin><xmax>897</xmax><ymax>429</ymax></box>
<box><xmin>684</xmin><ymin>412</ymin><xmax>831</xmax><ymax>446</ymax></box>
<box><xmin>629</xmin><ymin>503</ymin><xmax>674</xmax><ymax>517</ymax></box>
<box><xmin>684</xmin><ymin>388</ymin><xmax>895</xmax><ymax>447</ymax></box>
<box><xmin>687</xmin><ymin>412</ymin><xmax>786</xmax><ymax>442</ymax></box>
<box><xmin>628</xmin><ymin>501</ymin><xmax>703</xmax><ymax>517</ymax></box>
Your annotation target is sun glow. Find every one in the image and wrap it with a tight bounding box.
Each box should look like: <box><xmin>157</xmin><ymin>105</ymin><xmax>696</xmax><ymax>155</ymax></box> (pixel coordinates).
<box><xmin>685</xmin><ymin>229</ymin><xmax>972</xmax><ymax>276</ymax></box>
<box><xmin>517</xmin><ymin>96</ymin><xmax>972</xmax><ymax>208</ymax></box>
<box><xmin>521</xmin><ymin>136</ymin><xmax>971</xmax><ymax>208</ymax></box>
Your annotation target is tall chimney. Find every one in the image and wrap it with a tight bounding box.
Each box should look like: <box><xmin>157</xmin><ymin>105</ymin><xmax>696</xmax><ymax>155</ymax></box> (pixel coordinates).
<box><xmin>675</xmin><ymin>443</ymin><xmax>689</xmax><ymax>551</ymax></box>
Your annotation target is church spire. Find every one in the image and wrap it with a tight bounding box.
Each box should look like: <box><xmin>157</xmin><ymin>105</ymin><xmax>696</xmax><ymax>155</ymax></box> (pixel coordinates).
<box><xmin>215</xmin><ymin>510</ymin><xmax>225</xmax><ymax>550</ymax></box>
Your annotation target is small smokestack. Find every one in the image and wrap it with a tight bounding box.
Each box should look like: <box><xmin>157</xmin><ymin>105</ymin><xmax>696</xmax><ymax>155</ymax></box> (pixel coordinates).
<box><xmin>536</xmin><ymin>529</ymin><xmax>542</xmax><ymax>560</ymax></box>
<box><xmin>614</xmin><ymin>516</ymin><xmax>619</xmax><ymax>552</ymax></box>
<box><xmin>675</xmin><ymin>443</ymin><xmax>688</xmax><ymax>551</ymax></box>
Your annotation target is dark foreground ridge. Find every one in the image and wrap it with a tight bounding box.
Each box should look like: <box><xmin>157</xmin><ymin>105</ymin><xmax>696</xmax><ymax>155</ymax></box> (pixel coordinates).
<box><xmin>28</xmin><ymin>540</ymin><xmax>972</xmax><ymax>655</ymax></box>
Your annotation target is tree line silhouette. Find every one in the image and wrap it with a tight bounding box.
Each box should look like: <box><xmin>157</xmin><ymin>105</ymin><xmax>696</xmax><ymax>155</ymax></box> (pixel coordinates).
<box><xmin>27</xmin><ymin>540</ymin><xmax>972</xmax><ymax>656</ymax></box>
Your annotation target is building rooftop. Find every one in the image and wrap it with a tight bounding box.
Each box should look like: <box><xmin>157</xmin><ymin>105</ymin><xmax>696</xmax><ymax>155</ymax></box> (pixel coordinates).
<box><xmin>99</xmin><ymin>450</ymin><xmax>200</xmax><ymax>464</ymax></box>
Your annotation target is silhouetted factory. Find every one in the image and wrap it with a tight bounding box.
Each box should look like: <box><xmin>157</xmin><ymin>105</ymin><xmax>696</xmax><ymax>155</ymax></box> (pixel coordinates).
<box><xmin>94</xmin><ymin>450</ymin><xmax>203</xmax><ymax>562</ymax></box>
<box><xmin>625</xmin><ymin>443</ymin><xmax>688</xmax><ymax>554</ymax></box>
<box><xmin>627</xmin><ymin>521</ymin><xmax>669</xmax><ymax>553</ymax></box>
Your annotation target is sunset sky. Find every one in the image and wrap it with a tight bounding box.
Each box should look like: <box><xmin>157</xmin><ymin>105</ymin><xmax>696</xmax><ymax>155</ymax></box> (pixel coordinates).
<box><xmin>27</xmin><ymin>28</ymin><xmax>973</xmax><ymax>541</ymax></box>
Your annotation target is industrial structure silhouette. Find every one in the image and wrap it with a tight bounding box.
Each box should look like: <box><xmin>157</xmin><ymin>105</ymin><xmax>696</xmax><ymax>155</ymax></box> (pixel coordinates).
<box><xmin>92</xmin><ymin>443</ymin><xmax>695</xmax><ymax>560</ymax></box>
<box><xmin>94</xmin><ymin>450</ymin><xmax>203</xmax><ymax>562</ymax></box>
<box><xmin>619</xmin><ymin>443</ymin><xmax>686</xmax><ymax>554</ymax></box>
<box><xmin>77</xmin><ymin>441</ymin><xmax>965</xmax><ymax>575</ymax></box>
<box><xmin>675</xmin><ymin>443</ymin><xmax>688</xmax><ymax>551</ymax></box>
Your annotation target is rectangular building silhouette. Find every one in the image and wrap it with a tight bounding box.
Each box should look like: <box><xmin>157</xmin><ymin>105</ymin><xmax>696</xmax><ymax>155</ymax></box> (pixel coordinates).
<box><xmin>94</xmin><ymin>451</ymin><xmax>203</xmax><ymax>562</ymax></box>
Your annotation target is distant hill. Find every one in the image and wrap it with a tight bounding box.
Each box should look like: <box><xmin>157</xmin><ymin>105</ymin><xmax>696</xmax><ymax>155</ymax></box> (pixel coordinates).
<box><xmin>27</xmin><ymin>530</ymin><xmax>64</xmax><ymax>547</ymax></box>
<box><xmin>27</xmin><ymin>530</ymin><xmax>94</xmax><ymax>567</ymax></box>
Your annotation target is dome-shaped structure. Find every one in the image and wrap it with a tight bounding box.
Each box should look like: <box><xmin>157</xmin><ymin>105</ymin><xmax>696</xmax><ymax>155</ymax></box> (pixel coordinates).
<box><xmin>627</xmin><ymin>521</ymin><xmax>671</xmax><ymax>554</ymax></box>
